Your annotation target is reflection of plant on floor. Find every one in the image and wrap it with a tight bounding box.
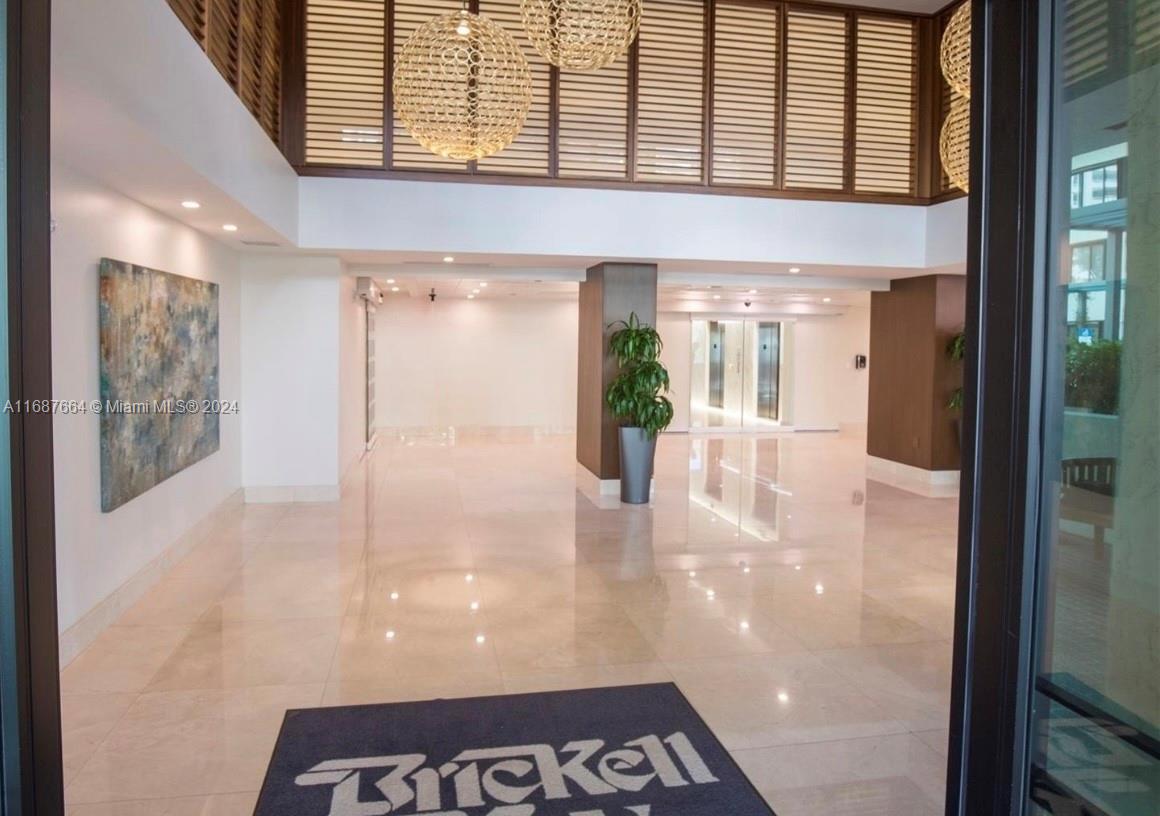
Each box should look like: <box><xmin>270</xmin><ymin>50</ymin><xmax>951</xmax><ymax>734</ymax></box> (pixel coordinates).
<box><xmin>605</xmin><ymin>312</ymin><xmax>674</xmax><ymax>438</ymax></box>
<box><xmin>947</xmin><ymin>330</ymin><xmax>966</xmax><ymax>412</ymax></box>
<box><xmin>1066</xmin><ymin>339</ymin><xmax>1120</xmax><ymax>414</ymax></box>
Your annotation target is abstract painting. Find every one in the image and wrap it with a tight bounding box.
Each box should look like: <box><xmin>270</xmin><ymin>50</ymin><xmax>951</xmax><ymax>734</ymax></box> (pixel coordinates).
<box><xmin>99</xmin><ymin>258</ymin><xmax>220</xmax><ymax>512</ymax></box>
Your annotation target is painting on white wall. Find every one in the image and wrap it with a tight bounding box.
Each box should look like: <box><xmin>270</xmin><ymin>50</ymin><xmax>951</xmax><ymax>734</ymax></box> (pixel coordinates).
<box><xmin>98</xmin><ymin>258</ymin><xmax>220</xmax><ymax>512</ymax></box>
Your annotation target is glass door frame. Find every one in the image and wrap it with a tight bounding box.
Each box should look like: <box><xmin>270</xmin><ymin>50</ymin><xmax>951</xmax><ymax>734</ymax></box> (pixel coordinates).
<box><xmin>1</xmin><ymin>0</ymin><xmax>62</xmax><ymax>812</ymax></box>
<box><xmin>946</xmin><ymin>0</ymin><xmax>1085</xmax><ymax>814</ymax></box>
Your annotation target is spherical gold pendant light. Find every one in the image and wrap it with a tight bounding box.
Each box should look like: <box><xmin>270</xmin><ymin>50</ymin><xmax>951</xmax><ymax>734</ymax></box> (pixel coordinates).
<box><xmin>940</xmin><ymin>1</ymin><xmax>972</xmax><ymax>99</ymax></box>
<box><xmin>520</xmin><ymin>0</ymin><xmax>642</xmax><ymax>71</ymax></box>
<box><xmin>939</xmin><ymin>96</ymin><xmax>970</xmax><ymax>193</ymax></box>
<box><xmin>393</xmin><ymin>9</ymin><xmax>533</xmax><ymax>161</ymax></box>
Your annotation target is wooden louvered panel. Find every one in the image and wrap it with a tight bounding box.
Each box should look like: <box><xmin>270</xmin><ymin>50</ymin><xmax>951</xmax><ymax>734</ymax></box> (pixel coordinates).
<box><xmin>636</xmin><ymin>0</ymin><xmax>705</xmax><ymax>183</ymax></box>
<box><xmin>711</xmin><ymin>1</ymin><xmax>778</xmax><ymax>187</ymax></box>
<box><xmin>306</xmin><ymin>0</ymin><xmax>385</xmax><ymax>166</ymax></box>
<box><xmin>237</xmin><ymin>0</ymin><xmax>264</xmax><ymax>120</ymax></box>
<box><xmin>476</xmin><ymin>0</ymin><xmax>551</xmax><ymax>176</ymax></box>
<box><xmin>854</xmin><ymin>16</ymin><xmax>916</xmax><ymax>195</ymax></box>
<box><xmin>1064</xmin><ymin>0</ymin><xmax>1109</xmax><ymax>85</ymax></box>
<box><xmin>391</xmin><ymin>0</ymin><xmax>465</xmax><ymax>171</ymax></box>
<box><xmin>167</xmin><ymin>0</ymin><xmax>206</xmax><ymax>45</ymax></box>
<box><xmin>783</xmin><ymin>8</ymin><xmax>848</xmax><ymax>190</ymax></box>
<box><xmin>207</xmin><ymin>0</ymin><xmax>241</xmax><ymax>87</ymax></box>
<box><xmin>258</xmin><ymin>0</ymin><xmax>281</xmax><ymax>141</ymax></box>
<box><xmin>1136</xmin><ymin>0</ymin><xmax>1160</xmax><ymax>55</ymax></box>
<box><xmin>558</xmin><ymin>58</ymin><xmax>629</xmax><ymax>179</ymax></box>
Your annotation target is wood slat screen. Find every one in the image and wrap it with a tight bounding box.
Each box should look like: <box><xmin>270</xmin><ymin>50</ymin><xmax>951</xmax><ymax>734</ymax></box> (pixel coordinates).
<box><xmin>477</xmin><ymin>0</ymin><xmax>553</xmax><ymax>175</ymax></box>
<box><xmin>711</xmin><ymin>1</ymin><xmax>779</xmax><ymax>186</ymax></box>
<box><xmin>854</xmin><ymin>16</ymin><xmax>916</xmax><ymax>194</ymax></box>
<box><xmin>168</xmin><ymin>0</ymin><xmax>205</xmax><ymax>42</ymax></box>
<box><xmin>1063</xmin><ymin>0</ymin><xmax>1109</xmax><ymax>86</ymax></box>
<box><xmin>783</xmin><ymin>8</ymin><xmax>848</xmax><ymax>190</ymax></box>
<box><xmin>207</xmin><ymin>0</ymin><xmax>241</xmax><ymax>87</ymax></box>
<box><xmin>558</xmin><ymin>58</ymin><xmax>630</xmax><ymax>179</ymax></box>
<box><xmin>391</xmin><ymin>0</ymin><xmax>465</xmax><ymax>170</ymax></box>
<box><xmin>1139</xmin><ymin>1</ymin><xmax>1160</xmax><ymax>55</ymax></box>
<box><xmin>289</xmin><ymin>0</ymin><xmax>952</xmax><ymax>202</ymax></box>
<box><xmin>635</xmin><ymin>0</ymin><xmax>705</xmax><ymax>183</ymax></box>
<box><xmin>165</xmin><ymin>0</ymin><xmax>281</xmax><ymax>143</ymax></box>
<box><xmin>306</xmin><ymin>0</ymin><xmax>385</xmax><ymax>166</ymax></box>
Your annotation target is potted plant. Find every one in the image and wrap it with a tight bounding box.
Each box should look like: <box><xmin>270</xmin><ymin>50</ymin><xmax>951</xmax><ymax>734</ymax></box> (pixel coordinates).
<box><xmin>947</xmin><ymin>330</ymin><xmax>966</xmax><ymax>447</ymax></box>
<box><xmin>605</xmin><ymin>312</ymin><xmax>674</xmax><ymax>504</ymax></box>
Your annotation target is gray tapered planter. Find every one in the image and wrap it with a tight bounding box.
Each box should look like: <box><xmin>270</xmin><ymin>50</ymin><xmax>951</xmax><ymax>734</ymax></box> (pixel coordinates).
<box><xmin>619</xmin><ymin>426</ymin><xmax>657</xmax><ymax>504</ymax></box>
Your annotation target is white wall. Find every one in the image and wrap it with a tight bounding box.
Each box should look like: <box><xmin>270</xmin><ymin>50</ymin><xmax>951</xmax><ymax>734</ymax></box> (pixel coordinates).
<box><xmin>376</xmin><ymin>296</ymin><xmax>578</xmax><ymax>431</ymax></box>
<box><xmin>51</xmin><ymin>162</ymin><xmax>243</xmax><ymax>633</ymax></box>
<box><xmin>339</xmin><ymin>273</ymin><xmax>368</xmax><ymax>479</ymax></box>
<box><xmin>53</xmin><ymin>0</ymin><xmax>298</xmax><ymax>242</ymax></box>
<box><xmin>924</xmin><ymin>197</ymin><xmax>969</xmax><ymax>269</ymax></box>
<box><xmin>782</xmin><ymin>303</ymin><xmax>871</xmax><ymax>431</ymax></box>
<box><xmin>658</xmin><ymin>314</ymin><xmax>692</xmax><ymax>432</ymax></box>
<box><xmin>301</xmin><ymin>177</ymin><xmax>936</xmax><ymax>270</ymax></box>
<box><xmin>240</xmin><ymin>256</ymin><xmax>343</xmax><ymax>498</ymax></box>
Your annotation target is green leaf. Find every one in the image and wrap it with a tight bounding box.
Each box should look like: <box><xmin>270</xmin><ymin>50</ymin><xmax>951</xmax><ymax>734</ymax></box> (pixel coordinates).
<box><xmin>604</xmin><ymin>313</ymin><xmax>674</xmax><ymax>436</ymax></box>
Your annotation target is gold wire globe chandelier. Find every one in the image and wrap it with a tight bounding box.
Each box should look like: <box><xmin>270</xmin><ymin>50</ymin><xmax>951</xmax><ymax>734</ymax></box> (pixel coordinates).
<box><xmin>938</xmin><ymin>0</ymin><xmax>971</xmax><ymax>192</ymax></box>
<box><xmin>940</xmin><ymin>96</ymin><xmax>970</xmax><ymax>193</ymax></box>
<box><xmin>520</xmin><ymin>0</ymin><xmax>642</xmax><ymax>71</ymax></box>
<box><xmin>393</xmin><ymin>8</ymin><xmax>533</xmax><ymax>161</ymax></box>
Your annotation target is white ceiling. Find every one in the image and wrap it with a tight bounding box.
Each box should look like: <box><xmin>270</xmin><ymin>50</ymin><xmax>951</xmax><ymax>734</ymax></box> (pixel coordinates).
<box><xmin>372</xmin><ymin>273</ymin><xmax>871</xmax><ymax>316</ymax></box>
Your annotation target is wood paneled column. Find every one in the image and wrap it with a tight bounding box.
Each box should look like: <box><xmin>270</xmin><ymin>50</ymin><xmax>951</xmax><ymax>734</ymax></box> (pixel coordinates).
<box><xmin>577</xmin><ymin>262</ymin><xmax>658</xmax><ymax>480</ymax></box>
<box><xmin>867</xmin><ymin>274</ymin><xmax>966</xmax><ymax>472</ymax></box>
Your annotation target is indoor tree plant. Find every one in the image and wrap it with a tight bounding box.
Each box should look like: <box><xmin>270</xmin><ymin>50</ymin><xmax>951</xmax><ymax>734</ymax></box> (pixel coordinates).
<box><xmin>947</xmin><ymin>330</ymin><xmax>966</xmax><ymax>448</ymax></box>
<box><xmin>605</xmin><ymin>313</ymin><xmax>674</xmax><ymax>504</ymax></box>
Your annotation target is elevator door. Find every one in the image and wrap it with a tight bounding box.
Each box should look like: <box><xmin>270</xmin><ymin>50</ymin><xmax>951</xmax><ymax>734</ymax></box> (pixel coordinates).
<box><xmin>756</xmin><ymin>322</ymin><xmax>780</xmax><ymax>420</ymax></box>
<box><xmin>708</xmin><ymin>321</ymin><xmax>724</xmax><ymax>408</ymax></box>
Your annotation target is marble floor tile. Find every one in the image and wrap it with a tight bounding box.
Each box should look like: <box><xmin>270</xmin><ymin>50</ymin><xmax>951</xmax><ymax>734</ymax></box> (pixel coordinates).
<box><xmin>815</xmin><ymin>640</ymin><xmax>954</xmax><ymax>732</ymax></box>
<box><xmin>732</xmin><ymin>733</ymin><xmax>946</xmax><ymax>816</ymax></box>
<box><xmin>60</xmin><ymin>626</ymin><xmax>191</xmax><ymax>694</ymax></box>
<box><xmin>669</xmin><ymin>653</ymin><xmax>907</xmax><ymax>750</ymax></box>
<box><xmin>59</xmin><ymin>432</ymin><xmax>960</xmax><ymax>813</ymax></box>
<box><xmin>60</xmin><ymin>693</ymin><xmax>137</xmax><ymax>784</ymax></box>
<box><xmin>66</xmin><ymin>685</ymin><xmax>322</xmax><ymax>803</ymax></box>
<box><xmin>67</xmin><ymin>792</ymin><xmax>258</xmax><ymax>816</ymax></box>
<box><xmin>146</xmin><ymin>616</ymin><xmax>341</xmax><ymax>691</ymax></box>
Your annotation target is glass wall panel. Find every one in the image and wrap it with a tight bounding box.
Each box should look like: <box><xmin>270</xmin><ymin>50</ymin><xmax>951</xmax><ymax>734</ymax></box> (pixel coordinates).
<box><xmin>1028</xmin><ymin>0</ymin><xmax>1160</xmax><ymax>812</ymax></box>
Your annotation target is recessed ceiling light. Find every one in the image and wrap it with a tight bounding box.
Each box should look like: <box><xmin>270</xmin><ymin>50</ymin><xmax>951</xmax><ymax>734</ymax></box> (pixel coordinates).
<box><xmin>712</xmin><ymin>294</ymin><xmax>721</xmax><ymax>300</ymax></box>
<box><xmin>391</xmin><ymin>286</ymin><xmax>400</xmax><ymax>292</ymax></box>
<box><xmin>181</xmin><ymin>200</ymin><xmax>200</xmax><ymax>209</ymax></box>
<box><xmin>222</xmin><ymin>224</ymin><xmax>238</xmax><ymax>232</ymax></box>
<box><xmin>748</xmin><ymin>289</ymin><xmax>758</xmax><ymax>294</ymax></box>
<box><xmin>443</xmin><ymin>256</ymin><xmax>455</xmax><ymax>263</ymax></box>
<box><xmin>789</xmin><ymin>267</ymin><xmax>801</xmax><ymax>274</ymax></box>
<box><xmin>479</xmin><ymin>282</ymin><xmax>488</xmax><ymax>287</ymax></box>
<box><xmin>823</xmin><ymin>297</ymin><xmax>832</xmax><ymax>303</ymax></box>
<box><xmin>386</xmin><ymin>278</ymin><xmax>396</xmax><ymax>284</ymax></box>
<box><xmin>467</xmin><ymin>294</ymin><xmax>475</xmax><ymax>300</ymax></box>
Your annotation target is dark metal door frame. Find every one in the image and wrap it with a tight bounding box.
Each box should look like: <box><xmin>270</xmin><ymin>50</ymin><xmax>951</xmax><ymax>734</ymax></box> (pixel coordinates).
<box><xmin>946</xmin><ymin>0</ymin><xmax>1053</xmax><ymax>814</ymax></box>
<box><xmin>2</xmin><ymin>0</ymin><xmax>63</xmax><ymax>812</ymax></box>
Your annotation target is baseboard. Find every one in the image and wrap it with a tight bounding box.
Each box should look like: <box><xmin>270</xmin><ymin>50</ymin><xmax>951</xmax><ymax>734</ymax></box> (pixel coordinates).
<box><xmin>376</xmin><ymin>425</ymin><xmax>576</xmax><ymax>441</ymax></box>
<box><xmin>243</xmin><ymin>484</ymin><xmax>341</xmax><ymax>503</ymax></box>
<box><xmin>866</xmin><ymin>455</ymin><xmax>960</xmax><ymax>497</ymax></box>
<box><xmin>58</xmin><ymin>489</ymin><xmax>244</xmax><ymax>666</ymax></box>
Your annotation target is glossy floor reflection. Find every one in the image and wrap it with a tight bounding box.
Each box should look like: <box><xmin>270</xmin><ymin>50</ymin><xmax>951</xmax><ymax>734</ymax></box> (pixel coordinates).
<box><xmin>60</xmin><ymin>431</ymin><xmax>958</xmax><ymax>815</ymax></box>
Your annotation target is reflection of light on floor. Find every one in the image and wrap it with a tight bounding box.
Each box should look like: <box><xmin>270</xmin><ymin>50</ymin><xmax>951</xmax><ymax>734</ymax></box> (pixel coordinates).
<box><xmin>690</xmin><ymin>402</ymin><xmax>783</xmax><ymax>430</ymax></box>
<box><xmin>717</xmin><ymin>459</ymin><xmax>794</xmax><ymax>497</ymax></box>
<box><xmin>686</xmin><ymin>491</ymin><xmax>775</xmax><ymax>543</ymax></box>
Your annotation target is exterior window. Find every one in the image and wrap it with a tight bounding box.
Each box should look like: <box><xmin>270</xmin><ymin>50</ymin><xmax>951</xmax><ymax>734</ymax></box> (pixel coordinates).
<box><xmin>1070</xmin><ymin>241</ymin><xmax>1107</xmax><ymax>281</ymax></box>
